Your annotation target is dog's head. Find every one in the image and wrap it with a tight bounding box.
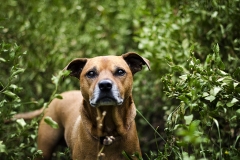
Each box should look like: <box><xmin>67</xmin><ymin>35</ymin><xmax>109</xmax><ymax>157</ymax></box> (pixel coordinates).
<box><xmin>64</xmin><ymin>52</ymin><xmax>150</xmax><ymax>107</ymax></box>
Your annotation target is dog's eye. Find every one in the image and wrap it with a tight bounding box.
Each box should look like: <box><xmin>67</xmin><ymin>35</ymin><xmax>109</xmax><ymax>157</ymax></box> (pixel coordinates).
<box><xmin>115</xmin><ymin>69</ymin><xmax>126</xmax><ymax>76</ymax></box>
<box><xmin>86</xmin><ymin>71</ymin><xmax>97</xmax><ymax>78</ymax></box>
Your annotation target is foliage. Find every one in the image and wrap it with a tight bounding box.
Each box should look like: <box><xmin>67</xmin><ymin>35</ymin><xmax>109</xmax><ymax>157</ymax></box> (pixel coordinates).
<box><xmin>132</xmin><ymin>0</ymin><xmax>240</xmax><ymax>158</ymax></box>
<box><xmin>1</xmin><ymin>0</ymin><xmax>138</xmax><ymax>104</ymax></box>
<box><xmin>0</xmin><ymin>42</ymin><xmax>41</xmax><ymax>159</ymax></box>
<box><xmin>0</xmin><ymin>0</ymin><xmax>240</xmax><ymax>159</ymax></box>
<box><xmin>162</xmin><ymin>44</ymin><xmax>240</xmax><ymax>159</ymax></box>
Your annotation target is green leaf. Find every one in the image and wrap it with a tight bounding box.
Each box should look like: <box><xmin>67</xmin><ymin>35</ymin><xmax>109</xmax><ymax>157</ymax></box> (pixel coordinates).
<box><xmin>210</xmin><ymin>86</ymin><xmax>221</xmax><ymax>96</ymax></box>
<box><xmin>227</xmin><ymin>98</ymin><xmax>239</xmax><ymax>107</ymax></box>
<box><xmin>0</xmin><ymin>57</ymin><xmax>6</xmax><ymax>62</ymax></box>
<box><xmin>182</xmin><ymin>151</ymin><xmax>195</xmax><ymax>160</ymax></box>
<box><xmin>202</xmin><ymin>92</ymin><xmax>209</xmax><ymax>97</ymax></box>
<box><xmin>44</xmin><ymin>116</ymin><xmax>59</xmax><ymax>129</ymax></box>
<box><xmin>189</xmin><ymin>59</ymin><xmax>194</xmax><ymax>68</ymax></box>
<box><xmin>179</xmin><ymin>75</ymin><xmax>188</xmax><ymax>81</ymax></box>
<box><xmin>0</xmin><ymin>141</ymin><xmax>6</xmax><ymax>153</ymax></box>
<box><xmin>3</xmin><ymin>90</ymin><xmax>17</xmax><ymax>98</ymax></box>
<box><xmin>216</xmin><ymin>57</ymin><xmax>225</xmax><ymax>70</ymax></box>
<box><xmin>182</xmin><ymin>39</ymin><xmax>189</xmax><ymax>49</ymax></box>
<box><xmin>217</xmin><ymin>70</ymin><xmax>228</xmax><ymax>76</ymax></box>
<box><xmin>230</xmin><ymin>115</ymin><xmax>237</xmax><ymax>122</ymax></box>
<box><xmin>9</xmin><ymin>84</ymin><xmax>18</xmax><ymax>90</ymax></box>
<box><xmin>164</xmin><ymin>55</ymin><xmax>172</xmax><ymax>62</ymax></box>
<box><xmin>233</xmin><ymin>135</ymin><xmax>240</xmax><ymax>148</ymax></box>
<box><xmin>205</xmin><ymin>95</ymin><xmax>216</xmax><ymax>102</ymax></box>
<box><xmin>11</xmin><ymin>68</ymin><xmax>25</xmax><ymax>77</ymax></box>
<box><xmin>16</xmin><ymin>119</ymin><xmax>26</xmax><ymax>128</ymax></box>
<box><xmin>122</xmin><ymin>151</ymin><xmax>132</xmax><ymax>160</ymax></box>
<box><xmin>51</xmin><ymin>75</ymin><xmax>59</xmax><ymax>85</ymax></box>
<box><xmin>211</xmin><ymin>117</ymin><xmax>221</xmax><ymax>148</ymax></box>
<box><xmin>217</xmin><ymin>77</ymin><xmax>225</xmax><ymax>82</ymax></box>
<box><xmin>216</xmin><ymin>101</ymin><xmax>224</xmax><ymax>107</ymax></box>
<box><xmin>231</xmin><ymin>98</ymin><xmax>239</xmax><ymax>104</ymax></box>
<box><xmin>211</xmin><ymin>11</ymin><xmax>218</xmax><ymax>18</ymax></box>
<box><xmin>184</xmin><ymin>114</ymin><xmax>193</xmax><ymax>125</ymax></box>
<box><xmin>236</xmin><ymin>109</ymin><xmax>240</xmax><ymax>117</ymax></box>
<box><xmin>214</xmin><ymin>43</ymin><xmax>220</xmax><ymax>54</ymax></box>
<box><xmin>171</xmin><ymin>65</ymin><xmax>184</xmax><ymax>72</ymax></box>
<box><xmin>233</xmin><ymin>82</ymin><xmax>239</xmax><ymax>88</ymax></box>
<box><xmin>53</xmin><ymin>94</ymin><xmax>63</xmax><ymax>99</ymax></box>
<box><xmin>62</xmin><ymin>69</ymin><xmax>71</xmax><ymax>76</ymax></box>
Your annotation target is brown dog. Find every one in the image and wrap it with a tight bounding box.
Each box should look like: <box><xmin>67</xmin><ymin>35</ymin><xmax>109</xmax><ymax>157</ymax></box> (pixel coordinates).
<box><xmin>36</xmin><ymin>52</ymin><xmax>150</xmax><ymax>160</ymax></box>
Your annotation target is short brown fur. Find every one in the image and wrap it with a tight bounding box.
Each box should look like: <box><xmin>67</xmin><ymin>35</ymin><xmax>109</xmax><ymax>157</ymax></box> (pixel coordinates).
<box><xmin>31</xmin><ymin>53</ymin><xmax>150</xmax><ymax>159</ymax></box>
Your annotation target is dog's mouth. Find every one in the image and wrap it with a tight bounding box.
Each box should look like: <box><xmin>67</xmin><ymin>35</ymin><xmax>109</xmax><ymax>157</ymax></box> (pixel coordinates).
<box><xmin>98</xmin><ymin>97</ymin><xmax>116</xmax><ymax>105</ymax></box>
<box><xmin>90</xmin><ymin>96</ymin><xmax>123</xmax><ymax>107</ymax></box>
<box><xmin>90</xmin><ymin>81</ymin><xmax>124</xmax><ymax>107</ymax></box>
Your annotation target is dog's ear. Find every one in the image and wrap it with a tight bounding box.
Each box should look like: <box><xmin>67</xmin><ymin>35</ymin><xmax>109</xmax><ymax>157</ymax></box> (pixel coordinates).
<box><xmin>64</xmin><ymin>58</ymin><xmax>88</xmax><ymax>79</ymax></box>
<box><xmin>122</xmin><ymin>52</ymin><xmax>150</xmax><ymax>74</ymax></box>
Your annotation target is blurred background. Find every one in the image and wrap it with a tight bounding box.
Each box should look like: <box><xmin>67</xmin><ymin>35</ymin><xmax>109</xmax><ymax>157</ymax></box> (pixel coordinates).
<box><xmin>1</xmin><ymin>0</ymin><xmax>240</xmax><ymax>159</ymax></box>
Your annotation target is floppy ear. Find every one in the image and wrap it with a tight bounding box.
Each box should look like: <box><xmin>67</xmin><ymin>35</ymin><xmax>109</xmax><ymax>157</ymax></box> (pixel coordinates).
<box><xmin>64</xmin><ymin>58</ymin><xmax>88</xmax><ymax>79</ymax></box>
<box><xmin>122</xmin><ymin>52</ymin><xmax>150</xmax><ymax>74</ymax></box>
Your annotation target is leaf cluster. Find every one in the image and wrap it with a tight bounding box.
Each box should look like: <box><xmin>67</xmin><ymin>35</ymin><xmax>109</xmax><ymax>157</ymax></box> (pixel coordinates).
<box><xmin>0</xmin><ymin>42</ymin><xmax>41</xmax><ymax>159</ymax></box>
<box><xmin>162</xmin><ymin>44</ymin><xmax>240</xmax><ymax>159</ymax></box>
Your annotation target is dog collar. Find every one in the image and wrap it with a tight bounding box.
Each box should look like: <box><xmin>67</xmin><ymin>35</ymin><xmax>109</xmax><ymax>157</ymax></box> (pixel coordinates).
<box><xmin>89</xmin><ymin>133</ymin><xmax>121</xmax><ymax>146</ymax></box>
<box><xmin>99</xmin><ymin>135</ymin><xmax>122</xmax><ymax>145</ymax></box>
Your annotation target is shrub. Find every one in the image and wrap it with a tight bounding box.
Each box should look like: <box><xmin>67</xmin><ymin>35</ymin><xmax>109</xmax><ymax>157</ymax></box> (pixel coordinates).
<box><xmin>133</xmin><ymin>0</ymin><xmax>240</xmax><ymax>157</ymax></box>
<box><xmin>0</xmin><ymin>42</ymin><xmax>41</xmax><ymax>159</ymax></box>
<box><xmin>162</xmin><ymin>44</ymin><xmax>240</xmax><ymax>159</ymax></box>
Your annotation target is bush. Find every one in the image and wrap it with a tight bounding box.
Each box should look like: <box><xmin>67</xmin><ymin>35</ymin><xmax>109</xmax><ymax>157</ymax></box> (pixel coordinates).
<box><xmin>132</xmin><ymin>0</ymin><xmax>240</xmax><ymax>158</ymax></box>
<box><xmin>162</xmin><ymin>44</ymin><xmax>240</xmax><ymax>159</ymax></box>
<box><xmin>0</xmin><ymin>42</ymin><xmax>40</xmax><ymax>159</ymax></box>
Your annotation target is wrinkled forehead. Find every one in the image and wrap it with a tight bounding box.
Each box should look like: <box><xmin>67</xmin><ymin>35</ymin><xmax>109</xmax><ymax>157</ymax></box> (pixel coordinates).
<box><xmin>84</xmin><ymin>56</ymin><xmax>129</xmax><ymax>71</ymax></box>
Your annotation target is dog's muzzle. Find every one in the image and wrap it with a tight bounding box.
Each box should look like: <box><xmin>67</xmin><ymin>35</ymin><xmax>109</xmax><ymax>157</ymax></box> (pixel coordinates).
<box><xmin>90</xmin><ymin>79</ymin><xmax>123</xmax><ymax>107</ymax></box>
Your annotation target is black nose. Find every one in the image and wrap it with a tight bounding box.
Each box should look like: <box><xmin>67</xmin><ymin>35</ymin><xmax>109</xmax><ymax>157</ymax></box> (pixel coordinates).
<box><xmin>98</xmin><ymin>80</ymin><xmax>112</xmax><ymax>91</ymax></box>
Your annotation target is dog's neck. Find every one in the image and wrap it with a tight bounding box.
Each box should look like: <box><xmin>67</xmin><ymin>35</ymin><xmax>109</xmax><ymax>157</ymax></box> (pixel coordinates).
<box><xmin>81</xmin><ymin>96</ymin><xmax>136</xmax><ymax>138</ymax></box>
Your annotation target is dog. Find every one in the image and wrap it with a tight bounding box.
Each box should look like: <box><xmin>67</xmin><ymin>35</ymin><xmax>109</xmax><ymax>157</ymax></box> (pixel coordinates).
<box><xmin>29</xmin><ymin>52</ymin><xmax>150</xmax><ymax>159</ymax></box>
